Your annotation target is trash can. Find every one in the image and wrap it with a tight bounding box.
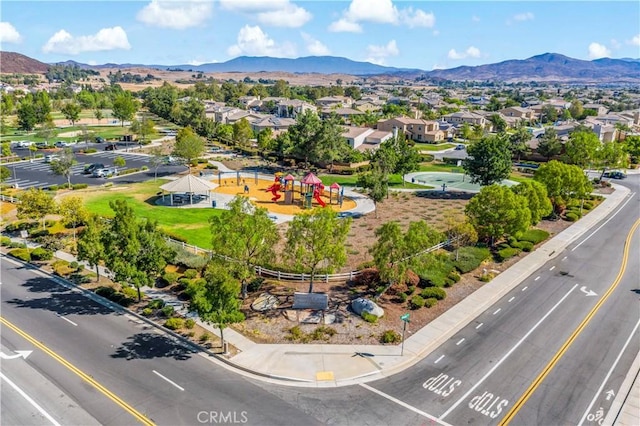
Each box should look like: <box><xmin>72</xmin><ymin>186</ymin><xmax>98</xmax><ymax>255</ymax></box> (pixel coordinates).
<box><xmin>212</xmin><ymin>200</ymin><xmax>217</xmax><ymax>208</ymax></box>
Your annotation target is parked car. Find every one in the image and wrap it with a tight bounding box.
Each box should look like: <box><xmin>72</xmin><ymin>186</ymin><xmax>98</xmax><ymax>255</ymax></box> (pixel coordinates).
<box><xmin>104</xmin><ymin>143</ymin><xmax>118</xmax><ymax>151</ymax></box>
<box><xmin>95</xmin><ymin>136</ymin><xmax>105</xmax><ymax>143</ymax></box>
<box><xmin>455</xmin><ymin>144</ymin><xmax>466</xmax><ymax>150</ymax></box>
<box><xmin>44</xmin><ymin>154</ymin><xmax>60</xmax><ymax>163</ymax></box>
<box><xmin>604</xmin><ymin>171</ymin><xmax>627</xmax><ymax>179</ymax></box>
<box><xmin>54</xmin><ymin>141</ymin><xmax>71</xmax><ymax>148</ymax></box>
<box><xmin>92</xmin><ymin>167</ymin><xmax>118</xmax><ymax>178</ymax></box>
<box><xmin>83</xmin><ymin>163</ymin><xmax>105</xmax><ymax>174</ymax></box>
<box><xmin>16</xmin><ymin>141</ymin><xmax>35</xmax><ymax>148</ymax></box>
<box><xmin>35</xmin><ymin>142</ymin><xmax>50</xmax><ymax>149</ymax></box>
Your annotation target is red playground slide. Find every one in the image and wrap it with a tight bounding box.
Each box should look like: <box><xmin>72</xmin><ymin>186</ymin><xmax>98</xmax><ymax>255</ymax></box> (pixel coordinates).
<box><xmin>266</xmin><ymin>183</ymin><xmax>282</xmax><ymax>202</ymax></box>
<box><xmin>313</xmin><ymin>189</ymin><xmax>326</xmax><ymax>207</ymax></box>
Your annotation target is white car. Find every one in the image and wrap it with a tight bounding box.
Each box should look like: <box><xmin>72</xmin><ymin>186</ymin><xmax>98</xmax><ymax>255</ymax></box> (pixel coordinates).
<box><xmin>16</xmin><ymin>141</ymin><xmax>35</xmax><ymax>148</ymax></box>
<box><xmin>44</xmin><ymin>154</ymin><xmax>60</xmax><ymax>163</ymax></box>
<box><xmin>54</xmin><ymin>141</ymin><xmax>72</xmax><ymax>148</ymax></box>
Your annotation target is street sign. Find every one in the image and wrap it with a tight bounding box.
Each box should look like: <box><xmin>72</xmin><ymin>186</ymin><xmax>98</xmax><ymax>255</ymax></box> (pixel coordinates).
<box><xmin>400</xmin><ymin>313</ymin><xmax>410</xmax><ymax>322</ymax></box>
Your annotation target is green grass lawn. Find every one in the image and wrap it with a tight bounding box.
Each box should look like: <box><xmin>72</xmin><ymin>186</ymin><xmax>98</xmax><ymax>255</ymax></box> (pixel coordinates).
<box><xmin>417</xmin><ymin>163</ymin><xmax>465</xmax><ymax>173</ymax></box>
<box><xmin>318</xmin><ymin>173</ymin><xmax>433</xmax><ymax>189</ymax></box>
<box><xmin>2</xmin><ymin>123</ymin><xmax>131</xmax><ymax>143</ymax></box>
<box><xmin>81</xmin><ymin>180</ymin><xmax>221</xmax><ymax>248</ymax></box>
<box><xmin>414</xmin><ymin>143</ymin><xmax>456</xmax><ymax>151</ymax></box>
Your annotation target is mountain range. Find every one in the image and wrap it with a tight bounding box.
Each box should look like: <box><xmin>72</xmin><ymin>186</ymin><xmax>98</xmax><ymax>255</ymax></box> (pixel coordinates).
<box><xmin>1</xmin><ymin>51</ymin><xmax>639</xmax><ymax>83</ymax></box>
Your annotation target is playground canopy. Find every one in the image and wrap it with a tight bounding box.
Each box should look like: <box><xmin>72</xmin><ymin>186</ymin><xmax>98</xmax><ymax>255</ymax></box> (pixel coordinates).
<box><xmin>301</xmin><ymin>172</ymin><xmax>322</xmax><ymax>186</ymax></box>
<box><xmin>284</xmin><ymin>174</ymin><xmax>295</xmax><ymax>182</ymax></box>
<box><xmin>159</xmin><ymin>174</ymin><xmax>216</xmax><ymax>205</ymax></box>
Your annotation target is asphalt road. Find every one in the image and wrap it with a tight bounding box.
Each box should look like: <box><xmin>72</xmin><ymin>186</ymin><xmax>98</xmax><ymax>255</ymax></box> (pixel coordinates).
<box><xmin>5</xmin><ymin>145</ymin><xmax>186</xmax><ymax>190</ymax></box>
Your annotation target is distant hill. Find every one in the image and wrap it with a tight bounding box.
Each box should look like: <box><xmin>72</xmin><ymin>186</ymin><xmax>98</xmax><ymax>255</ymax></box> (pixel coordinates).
<box><xmin>425</xmin><ymin>53</ymin><xmax>640</xmax><ymax>83</ymax></box>
<box><xmin>0</xmin><ymin>51</ymin><xmax>49</xmax><ymax>74</ymax></box>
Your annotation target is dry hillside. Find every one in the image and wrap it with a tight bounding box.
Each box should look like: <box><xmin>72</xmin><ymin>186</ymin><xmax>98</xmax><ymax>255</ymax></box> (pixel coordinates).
<box><xmin>0</xmin><ymin>51</ymin><xmax>49</xmax><ymax>74</ymax></box>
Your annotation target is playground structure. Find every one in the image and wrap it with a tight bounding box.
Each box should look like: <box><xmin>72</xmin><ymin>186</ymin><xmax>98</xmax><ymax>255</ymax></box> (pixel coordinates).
<box><xmin>265</xmin><ymin>175</ymin><xmax>282</xmax><ymax>202</ymax></box>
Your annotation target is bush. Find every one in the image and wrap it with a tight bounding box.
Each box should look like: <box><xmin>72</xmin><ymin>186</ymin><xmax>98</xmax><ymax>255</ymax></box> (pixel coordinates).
<box><xmin>404</xmin><ymin>270</ymin><xmax>420</xmax><ymax>287</ymax></box>
<box><xmin>8</xmin><ymin>248</ymin><xmax>31</xmax><ymax>261</ymax></box>
<box><xmin>583</xmin><ymin>201</ymin><xmax>594</xmax><ymax>210</ymax></box>
<box><xmin>380</xmin><ymin>330</ymin><xmax>402</xmax><ymax>344</ymax></box>
<box><xmin>406</xmin><ymin>285</ymin><xmax>416</xmax><ymax>295</ymax></box>
<box><xmin>247</xmin><ymin>277</ymin><xmax>265</xmax><ymax>293</ymax></box>
<box><xmin>354</xmin><ymin>268</ymin><xmax>380</xmax><ymax>288</ymax></box>
<box><xmin>309</xmin><ymin>326</ymin><xmax>337</xmax><ymax>341</ymax></box>
<box><xmin>183</xmin><ymin>269</ymin><xmax>198</xmax><ymax>279</ymax></box>
<box><xmin>496</xmin><ymin>247</ymin><xmax>520</xmax><ymax>262</ymax></box>
<box><xmin>410</xmin><ymin>295</ymin><xmax>425</xmax><ymax>309</ymax></box>
<box><xmin>519</xmin><ymin>241</ymin><xmax>534</xmax><ymax>252</ymax></box>
<box><xmin>30</xmin><ymin>247</ymin><xmax>53</xmax><ymax>261</ymax></box>
<box><xmin>287</xmin><ymin>325</ymin><xmax>303</xmax><ymax>340</ymax></box>
<box><xmin>29</xmin><ymin>228</ymin><xmax>50</xmax><ymax>238</ymax></box>
<box><xmin>164</xmin><ymin>318</ymin><xmax>184</xmax><ymax>330</ymax></box>
<box><xmin>162</xmin><ymin>305</ymin><xmax>175</xmax><ymax>317</ymax></box>
<box><xmin>8</xmin><ymin>241</ymin><xmax>27</xmax><ymax>249</ymax></box>
<box><xmin>168</xmin><ymin>242</ymin><xmax>208</xmax><ymax>270</ymax></box>
<box><xmin>36</xmin><ymin>235</ymin><xmax>65</xmax><ymax>251</ymax></box>
<box><xmin>121</xmin><ymin>286</ymin><xmax>140</xmax><ymax>299</ymax></box>
<box><xmin>161</xmin><ymin>272</ymin><xmax>180</xmax><ymax>286</ymax></box>
<box><xmin>518</xmin><ymin>229</ymin><xmax>549</xmax><ymax>245</ymax></box>
<box><xmin>199</xmin><ymin>332</ymin><xmax>211</xmax><ymax>342</ymax></box>
<box><xmin>185</xmin><ymin>318</ymin><xmax>196</xmax><ymax>329</ymax></box>
<box><xmin>448</xmin><ymin>272</ymin><xmax>461</xmax><ymax>284</ymax></box>
<box><xmin>0</xmin><ymin>236</ymin><xmax>11</xmax><ymax>246</ymax></box>
<box><xmin>398</xmin><ymin>292</ymin><xmax>408</xmax><ymax>303</ymax></box>
<box><xmin>72</xmin><ymin>183</ymin><xmax>89</xmax><ymax>190</ymax></box>
<box><xmin>142</xmin><ymin>308</ymin><xmax>153</xmax><ymax>316</ymax></box>
<box><xmin>148</xmin><ymin>298</ymin><xmax>165</xmax><ymax>309</ymax></box>
<box><xmin>361</xmin><ymin>312</ymin><xmax>379</xmax><ymax>323</ymax></box>
<box><xmin>565</xmin><ymin>212</ymin><xmax>580</xmax><ymax>222</ymax></box>
<box><xmin>69</xmin><ymin>261</ymin><xmax>80</xmax><ymax>270</ymax></box>
<box><xmin>420</xmin><ymin>287</ymin><xmax>447</xmax><ymax>300</ymax></box>
<box><xmin>424</xmin><ymin>297</ymin><xmax>438</xmax><ymax>308</ymax></box>
<box><xmin>415</xmin><ymin>255</ymin><xmax>456</xmax><ymax>287</ymax></box>
<box><xmin>452</xmin><ymin>246</ymin><xmax>491</xmax><ymax>274</ymax></box>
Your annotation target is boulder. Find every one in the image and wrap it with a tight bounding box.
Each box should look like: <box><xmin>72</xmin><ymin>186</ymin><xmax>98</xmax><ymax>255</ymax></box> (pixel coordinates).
<box><xmin>351</xmin><ymin>298</ymin><xmax>384</xmax><ymax>318</ymax></box>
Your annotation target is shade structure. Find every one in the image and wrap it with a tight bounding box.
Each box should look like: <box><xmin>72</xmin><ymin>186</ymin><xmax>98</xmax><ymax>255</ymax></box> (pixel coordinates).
<box><xmin>160</xmin><ymin>174</ymin><xmax>216</xmax><ymax>193</ymax></box>
<box><xmin>330</xmin><ymin>182</ymin><xmax>341</xmax><ymax>190</ymax></box>
<box><xmin>284</xmin><ymin>174</ymin><xmax>295</xmax><ymax>181</ymax></box>
<box><xmin>301</xmin><ymin>172</ymin><xmax>322</xmax><ymax>185</ymax></box>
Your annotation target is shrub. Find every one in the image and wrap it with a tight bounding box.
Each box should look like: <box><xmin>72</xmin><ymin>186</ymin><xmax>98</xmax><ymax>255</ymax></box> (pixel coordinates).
<box><xmin>94</xmin><ymin>286</ymin><xmax>134</xmax><ymax>307</ymax></box>
<box><xmin>0</xmin><ymin>236</ymin><xmax>11</xmax><ymax>246</ymax></box>
<box><xmin>148</xmin><ymin>298</ymin><xmax>165</xmax><ymax>309</ymax></box>
<box><xmin>29</xmin><ymin>228</ymin><xmax>50</xmax><ymax>238</ymax></box>
<box><xmin>310</xmin><ymin>326</ymin><xmax>337</xmax><ymax>341</ymax></box>
<box><xmin>361</xmin><ymin>312</ymin><xmax>379</xmax><ymax>323</ymax></box>
<box><xmin>406</xmin><ymin>285</ymin><xmax>416</xmax><ymax>295</ymax></box>
<box><xmin>30</xmin><ymin>247</ymin><xmax>53</xmax><ymax>261</ymax></box>
<box><xmin>354</xmin><ymin>268</ymin><xmax>380</xmax><ymax>288</ymax></box>
<box><xmin>398</xmin><ymin>292</ymin><xmax>408</xmax><ymax>303</ymax></box>
<box><xmin>161</xmin><ymin>272</ymin><xmax>180</xmax><ymax>286</ymax></box>
<box><xmin>247</xmin><ymin>277</ymin><xmax>265</xmax><ymax>293</ymax></box>
<box><xmin>36</xmin><ymin>235</ymin><xmax>65</xmax><ymax>251</ymax></box>
<box><xmin>565</xmin><ymin>212</ymin><xmax>580</xmax><ymax>222</ymax></box>
<box><xmin>8</xmin><ymin>241</ymin><xmax>27</xmax><ymax>248</ymax></box>
<box><xmin>420</xmin><ymin>287</ymin><xmax>447</xmax><ymax>300</ymax></box>
<box><xmin>162</xmin><ymin>305</ymin><xmax>175</xmax><ymax>317</ymax></box>
<box><xmin>479</xmin><ymin>273</ymin><xmax>494</xmax><ymax>282</ymax></box>
<box><xmin>168</xmin><ymin>242</ymin><xmax>208</xmax><ymax>270</ymax></box>
<box><xmin>183</xmin><ymin>269</ymin><xmax>198</xmax><ymax>279</ymax></box>
<box><xmin>518</xmin><ymin>229</ymin><xmax>549</xmax><ymax>245</ymax></box>
<box><xmin>583</xmin><ymin>201</ymin><xmax>594</xmax><ymax>210</ymax></box>
<box><xmin>451</xmin><ymin>246</ymin><xmax>491</xmax><ymax>274</ymax></box>
<box><xmin>69</xmin><ymin>261</ymin><xmax>80</xmax><ymax>270</ymax></box>
<box><xmin>287</xmin><ymin>325</ymin><xmax>303</xmax><ymax>340</ymax></box>
<box><xmin>121</xmin><ymin>286</ymin><xmax>140</xmax><ymax>299</ymax></box>
<box><xmin>142</xmin><ymin>308</ymin><xmax>153</xmax><ymax>316</ymax></box>
<box><xmin>380</xmin><ymin>330</ymin><xmax>402</xmax><ymax>344</ymax></box>
<box><xmin>410</xmin><ymin>295</ymin><xmax>425</xmax><ymax>309</ymax></box>
<box><xmin>199</xmin><ymin>332</ymin><xmax>211</xmax><ymax>342</ymax></box>
<box><xmin>448</xmin><ymin>272</ymin><xmax>461</xmax><ymax>283</ymax></box>
<box><xmin>72</xmin><ymin>183</ymin><xmax>88</xmax><ymax>190</ymax></box>
<box><xmin>8</xmin><ymin>248</ymin><xmax>31</xmax><ymax>261</ymax></box>
<box><xmin>404</xmin><ymin>270</ymin><xmax>420</xmax><ymax>287</ymax></box>
<box><xmin>164</xmin><ymin>318</ymin><xmax>184</xmax><ymax>330</ymax></box>
<box><xmin>95</xmin><ymin>286</ymin><xmax>116</xmax><ymax>298</ymax></box>
<box><xmin>185</xmin><ymin>318</ymin><xmax>196</xmax><ymax>329</ymax></box>
<box><xmin>496</xmin><ymin>247</ymin><xmax>520</xmax><ymax>262</ymax></box>
<box><xmin>519</xmin><ymin>241</ymin><xmax>534</xmax><ymax>252</ymax></box>
<box><xmin>424</xmin><ymin>297</ymin><xmax>438</xmax><ymax>308</ymax></box>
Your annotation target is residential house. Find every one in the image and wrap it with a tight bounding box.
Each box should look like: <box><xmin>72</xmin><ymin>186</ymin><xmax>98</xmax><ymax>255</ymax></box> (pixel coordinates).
<box><xmin>321</xmin><ymin>107</ymin><xmax>364</xmax><ymax>124</ymax></box>
<box><xmin>583</xmin><ymin>103</ymin><xmax>608</xmax><ymax>115</ymax></box>
<box><xmin>341</xmin><ymin>126</ymin><xmax>393</xmax><ymax>150</ymax></box>
<box><xmin>276</xmin><ymin>99</ymin><xmax>317</xmax><ymax>119</ymax></box>
<box><xmin>354</xmin><ymin>100</ymin><xmax>382</xmax><ymax>112</ymax></box>
<box><xmin>441</xmin><ymin>111</ymin><xmax>487</xmax><ymax>127</ymax></box>
<box><xmin>238</xmin><ymin>96</ymin><xmax>261</xmax><ymax>110</ymax></box>
<box><xmin>316</xmin><ymin>96</ymin><xmax>353</xmax><ymax>109</ymax></box>
<box><xmin>250</xmin><ymin>115</ymin><xmax>296</xmax><ymax>133</ymax></box>
<box><xmin>377</xmin><ymin>117</ymin><xmax>445</xmax><ymax>143</ymax></box>
<box><xmin>592</xmin><ymin>123</ymin><xmax>618</xmax><ymax>142</ymax></box>
<box><xmin>206</xmin><ymin>105</ymin><xmax>242</xmax><ymax>123</ymax></box>
<box><xmin>499</xmin><ymin>106</ymin><xmax>536</xmax><ymax>122</ymax></box>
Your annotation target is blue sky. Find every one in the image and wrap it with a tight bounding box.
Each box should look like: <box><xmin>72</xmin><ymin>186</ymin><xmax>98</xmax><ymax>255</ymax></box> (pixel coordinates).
<box><xmin>1</xmin><ymin>1</ymin><xmax>639</xmax><ymax>70</ymax></box>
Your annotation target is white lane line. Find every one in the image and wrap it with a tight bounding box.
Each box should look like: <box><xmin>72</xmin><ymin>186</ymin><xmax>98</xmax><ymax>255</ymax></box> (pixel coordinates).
<box><xmin>549</xmin><ymin>266</ymin><xmax>556</xmax><ymax>271</ymax></box>
<box><xmin>435</xmin><ymin>355</ymin><xmax>445</xmax><ymax>364</ymax></box>
<box><xmin>56</xmin><ymin>314</ymin><xmax>77</xmax><ymax>326</ymax></box>
<box><xmin>535</xmin><ymin>275</ymin><xmax>541</xmax><ymax>281</ymax></box>
<box><xmin>360</xmin><ymin>383</ymin><xmax>454</xmax><ymax>426</ymax></box>
<box><xmin>475</xmin><ymin>323</ymin><xmax>483</xmax><ymax>330</ymax></box>
<box><xmin>493</xmin><ymin>308</ymin><xmax>501</xmax><ymax>315</ymax></box>
<box><xmin>0</xmin><ymin>372</ymin><xmax>62</xmax><ymax>426</ymax></box>
<box><xmin>440</xmin><ymin>284</ymin><xmax>578</xmax><ymax>420</ymax></box>
<box><xmin>152</xmin><ymin>370</ymin><xmax>184</xmax><ymax>391</ymax></box>
<box><xmin>562</xmin><ymin>256</ymin><xmax>567</xmax><ymax>261</ymax></box>
<box><xmin>578</xmin><ymin>316</ymin><xmax>640</xmax><ymax>426</ymax></box>
<box><xmin>508</xmin><ymin>297</ymin><xmax>515</xmax><ymax>303</ymax></box>
<box><xmin>522</xmin><ymin>286</ymin><xmax>528</xmax><ymax>291</ymax></box>
<box><xmin>456</xmin><ymin>338</ymin><xmax>465</xmax><ymax>346</ymax></box>
<box><xmin>572</xmin><ymin>193</ymin><xmax>636</xmax><ymax>252</ymax></box>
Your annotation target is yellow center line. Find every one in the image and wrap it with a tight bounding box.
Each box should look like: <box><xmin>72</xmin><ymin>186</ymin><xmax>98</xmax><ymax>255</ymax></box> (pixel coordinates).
<box><xmin>499</xmin><ymin>218</ymin><xmax>640</xmax><ymax>425</ymax></box>
<box><xmin>0</xmin><ymin>316</ymin><xmax>155</xmax><ymax>426</ymax></box>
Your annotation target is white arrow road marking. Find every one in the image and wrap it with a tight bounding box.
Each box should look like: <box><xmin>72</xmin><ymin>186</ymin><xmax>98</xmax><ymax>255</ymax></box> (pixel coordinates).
<box><xmin>580</xmin><ymin>286</ymin><xmax>598</xmax><ymax>297</ymax></box>
<box><xmin>605</xmin><ymin>390</ymin><xmax>615</xmax><ymax>401</ymax></box>
<box><xmin>0</xmin><ymin>350</ymin><xmax>33</xmax><ymax>360</ymax></box>
<box><xmin>0</xmin><ymin>372</ymin><xmax>61</xmax><ymax>426</ymax></box>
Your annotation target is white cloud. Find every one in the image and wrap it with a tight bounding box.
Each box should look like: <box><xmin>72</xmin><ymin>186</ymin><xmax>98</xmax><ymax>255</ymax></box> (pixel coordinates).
<box><xmin>136</xmin><ymin>0</ymin><xmax>212</xmax><ymax>29</ymax></box>
<box><xmin>187</xmin><ymin>58</ymin><xmax>218</xmax><ymax>66</ymax></box>
<box><xmin>219</xmin><ymin>0</ymin><xmax>288</xmax><ymax>12</ymax></box>
<box><xmin>507</xmin><ymin>12</ymin><xmax>534</xmax><ymax>25</ymax></box>
<box><xmin>471</xmin><ymin>15</ymin><xmax>480</xmax><ymax>22</ymax></box>
<box><xmin>0</xmin><ymin>22</ymin><xmax>22</xmax><ymax>43</ymax></box>
<box><xmin>447</xmin><ymin>46</ymin><xmax>481</xmax><ymax>60</ymax></box>
<box><xmin>400</xmin><ymin>8</ymin><xmax>435</xmax><ymax>28</ymax></box>
<box><xmin>301</xmin><ymin>32</ymin><xmax>330</xmax><ymax>56</ymax></box>
<box><xmin>588</xmin><ymin>42</ymin><xmax>611</xmax><ymax>59</ymax></box>
<box><xmin>87</xmin><ymin>60</ymin><xmax>98</xmax><ymax>66</ymax></box>
<box><xmin>328</xmin><ymin>18</ymin><xmax>362</xmax><ymax>33</ymax></box>
<box><xmin>257</xmin><ymin>3</ymin><xmax>312</xmax><ymax>28</ymax></box>
<box><xmin>329</xmin><ymin>0</ymin><xmax>436</xmax><ymax>32</ymax></box>
<box><xmin>42</xmin><ymin>27</ymin><xmax>131</xmax><ymax>55</ymax></box>
<box><xmin>365</xmin><ymin>39</ymin><xmax>399</xmax><ymax>65</ymax></box>
<box><xmin>627</xmin><ymin>34</ymin><xmax>640</xmax><ymax>46</ymax></box>
<box><xmin>227</xmin><ymin>25</ymin><xmax>296</xmax><ymax>57</ymax></box>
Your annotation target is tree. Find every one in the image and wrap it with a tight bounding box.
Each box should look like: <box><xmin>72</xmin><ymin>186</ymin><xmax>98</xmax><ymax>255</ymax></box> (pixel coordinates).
<box><xmin>112</xmin><ymin>93</ymin><xmax>138</xmax><ymax>126</ymax></box>
<box><xmin>17</xmin><ymin>188</ymin><xmax>57</xmax><ymax>229</ymax></box>
<box><xmin>357</xmin><ymin>166</ymin><xmax>388</xmax><ymax>218</ymax></box>
<box><xmin>130</xmin><ymin>117</ymin><xmax>155</xmax><ymax>144</ymax></box>
<box><xmin>442</xmin><ymin>209</ymin><xmax>478</xmax><ymax>260</ymax></box>
<box><xmin>257</xmin><ymin>128</ymin><xmax>275</xmax><ymax>154</ymax></box>
<box><xmin>569</xmin><ymin>100</ymin><xmax>584</xmax><ymax>119</ymax></box>
<box><xmin>511</xmin><ymin>180</ymin><xmax>552</xmax><ymax>225</ymax></box>
<box><xmin>172</xmin><ymin>127</ymin><xmax>204</xmax><ymax>167</ymax></box>
<box><xmin>623</xmin><ymin>135</ymin><xmax>640</xmax><ymax>165</ymax></box>
<box><xmin>534</xmin><ymin>160</ymin><xmax>592</xmax><ymax>214</ymax></box>
<box><xmin>94</xmin><ymin>108</ymin><xmax>104</xmax><ymax>123</ymax></box>
<box><xmin>1</xmin><ymin>142</ymin><xmax>10</xmax><ymax>157</ymax></box>
<box><xmin>460</xmin><ymin>123</ymin><xmax>472</xmax><ymax>141</ymax></box>
<box><xmin>209</xmin><ymin>196</ymin><xmax>279</xmax><ymax>298</ymax></box>
<box><xmin>232</xmin><ymin>118</ymin><xmax>253</xmax><ymax>147</ymax></box>
<box><xmin>488</xmin><ymin>114</ymin><xmax>507</xmax><ymax>133</ymax></box>
<box><xmin>564</xmin><ymin>131</ymin><xmax>600</xmax><ymax>168</ymax></box>
<box><xmin>113</xmin><ymin>156</ymin><xmax>126</xmax><ymax>170</ymax></box>
<box><xmin>287</xmin><ymin>109</ymin><xmax>322</xmax><ymax>165</ymax></box>
<box><xmin>35</xmin><ymin>120</ymin><xmax>56</xmax><ymax>144</ymax></box>
<box><xmin>463</xmin><ymin>135</ymin><xmax>512</xmax><ymax>186</ymax></box>
<box><xmin>50</xmin><ymin>148</ymin><xmax>77</xmax><ymax>189</ymax></box>
<box><xmin>285</xmin><ymin>207</ymin><xmax>351</xmax><ymax>293</ymax></box>
<box><xmin>465</xmin><ymin>185</ymin><xmax>531</xmax><ymax>246</ymax></box>
<box><xmin>58</xmin><ymin>195</ymin><xmax>89</xmax><ymax>244</ymax></box>
<box><xmin>391</xmin><ymin>133</ymin><xmax>421</xmax><ymax>186</ymax></box>
<box><xmin>17</xmin><ymin>98</ymin><xmax>37</xmax><ymax>131</ymax></box>
<box><xmin>541</xmin><ymin>105</ymin><xmax>558</xmax><ymax>123</ymax></box>
<box><xmin>61</xmin><ymin>102</ymin><xmax>82</xmax><ymax>126</ymax></box>
<box><xmin>77</xmin><ymin>215</ymin><xmax>106</xmax><ymax>282</ymax></box>
<box><xmin>33</xmin><ymin>91</ymin><xmax>52</xmax><ymax>124</ymax></box>
<box><xmin>148</xmin><ymin>146</ymin><xmax>165</xmax><ymax>180</ymax></box>
<box><xmin>317</xmin><ymin>113</ymin><xmax>350</xmax><ymax>171</ymax></box>
<box><xmin>187</xmin><ymin>261</ymin><xmax>244</xmax><ymax>350</ymax></box>
<box><xmin>509</xmin><ymin>125</ymin><xmax>531</xmax><ymax>161</ymax></box>
<box><xmin>596</xmin><ymin>141</ymin><xmax>628</xmax><ymax>179</ymax></box>
<box><xmin>101</xmin><ymin>200</ymin><xmax>174</xmax><ymax>301</ymax></box>
<box><xmin>536</xmin><ymin>128</ymin><xmax>562</xmax><ymax>161</ymax></box>
<box><xmin>0</xmin><ymin>166</ymin><xmax>10</xmax><ymax>183</ymax></box>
